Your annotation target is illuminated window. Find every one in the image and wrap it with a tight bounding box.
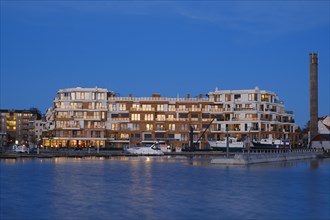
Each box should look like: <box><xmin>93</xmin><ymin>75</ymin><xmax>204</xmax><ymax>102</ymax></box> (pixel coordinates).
<box><xmin>119</xmin><ymin>104</ymin><xmax>126</xmax><ymax>111</ymax></box>
<box><xmin>111</xmin><ymin>124</ymin><xmax>119</xmax><ymax>130</ymax></box>
<box><xmin>145</xmin><ymin>114</ymin><xmax>154</xmax><ymax>121</ymax></box>
<box><xmin>142</xmin><ymin>104</ymin><xmax>152</xmax><ymax>111</ymax></box>
<box><xmin>157</xmin><ymin>114</ymin><xmax>165</xmax><ymax>121</ymax></box>
<box><xmin>169</xmin><ymin>105</ymin><xmax>176</xmax><ymax>111</ymax></box>
<box><xmin>157</xmin><ymin>104</ymin><xmax>166</xmax><ymax>111</ymax></box>
<box><xmin>131</xmin><ymin>114</ymin><xmax>140</xmax><ymax>121</ymax></box>
<box><xmin>132</xmin><ymin>104</ymin><xmax>140</xmax><ymax>110</ymax></box>
<box><xmin>168</xmin><ymin>115</ymin><xmax>175</xmax><ymax>121</ymax></box>
<box><xmin>178</xmin><ymin>105</ymin><xmax>186</xmax><ymax>111</ymax></box>
<box><xmin>146</xmin><ymin>124</ymin><xmax>153</xmax><ymax>131</ymax></box>
<box><xmin>120</xmin><ymin>133</ymin><xmax>129</xmax><ymax>139</ymax></box>
<box><xmin>261</xmin><ymin>94</ymin><xmax>270</xmax><ymax>102</ymax></box>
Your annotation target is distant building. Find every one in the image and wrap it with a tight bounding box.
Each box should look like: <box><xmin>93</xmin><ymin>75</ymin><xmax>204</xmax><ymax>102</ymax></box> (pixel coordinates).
<box><xmin>0</xmin><ymin>109</ymin><xmax>42</xmax><ymax>146</ymax></box>
<box><xmin>310</xmin><ymin>116</ymin><xmax>330</xmax><ymax>149</ymax></box>
<box><xmin>43</xmin><ymin>86</ymin><xmax>299</xmax><ymax>149</ymax></box>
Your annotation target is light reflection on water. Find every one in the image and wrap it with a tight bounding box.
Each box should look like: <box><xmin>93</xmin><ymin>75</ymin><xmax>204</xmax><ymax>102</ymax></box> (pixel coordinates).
<box><xmin>0</xmin><ymin>157</ymin><xmax>329</xmax><ymax>220</ymax></box>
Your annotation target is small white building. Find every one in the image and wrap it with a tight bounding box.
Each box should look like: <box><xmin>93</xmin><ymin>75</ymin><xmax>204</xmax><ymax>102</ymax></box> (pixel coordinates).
<box><xmin>311</xmin><ymin>116</ymin><xmax>330</xmax><ymax>149</ymax></box>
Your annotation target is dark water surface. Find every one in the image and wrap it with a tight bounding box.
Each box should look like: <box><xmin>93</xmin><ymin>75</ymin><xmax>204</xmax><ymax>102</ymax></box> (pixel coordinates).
<box><xmin>1</xmin><ymin>157</ymin><xmax>329</xmax><ymax>220</ymax></box>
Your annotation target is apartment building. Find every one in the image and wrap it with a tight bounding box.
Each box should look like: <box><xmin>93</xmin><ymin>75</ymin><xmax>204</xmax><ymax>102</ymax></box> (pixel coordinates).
<box><xmin>0</xmin><ymin>109</ymin><xmax>41</xmax><ymax>146</ymax></box>
<box><xmin>43</xmin><ymin>86</ymin><xmax>299</xmax><ymax>149</ymax></box>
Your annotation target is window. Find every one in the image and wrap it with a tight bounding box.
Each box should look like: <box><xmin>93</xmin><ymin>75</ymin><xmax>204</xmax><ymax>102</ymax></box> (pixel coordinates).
<box><xmin>146</xmin><ymin>124</ymin><xmax>153</xmax><ymax>131</ymax></box>
<box><xmin>169</xmin><ymin>105</ymin><xmax>176</xmax><ymax>111</ymax></box>
<box><xmin>156</xmin><ymin>124</ymin><xmax>165</xmax><ymax>130</ymax></box>
<box><xmin>156</xmin><ymin>114</ymin><xmax>166</xmax><ymax>121</ymax></box>
<box><xmin>111</xmin><ymin>124</ymin><xmax>119</xmax><ymax>130</ymax></box>
<box><xmin>132</xmin><ymin>104</ymin><xmax>140</xmax><ymax>110</ymax></box>
<box><xmin>178</xmin><ymin>105</ymin><xmax>186</xmax><ymax>111</ymax></box>
<box><xmin>261</xmin><ymin>94</ymin><xmax>270</xmax><ymax>102</ymax></box>
<box><xmin>234</xmin><ymin>94</ymin><xmax>241</xmax><ymax>100</ymax></box>
<box><xmin>202</xmin><ymin>124</ymin><xmax>209</xmax><ymax>129</ymax></box>
<box><xmin>202</xmin><ymin>114</ymin><xmax>209</xmax><ymax>118</ymax></box>
<box><xmin>120</xmin><ymin>113</ymin><xmax>129</xmax><ymax>118</ymax></box>
<box><xmin>120</xmin><ymin>133</ymin><xmax>129</xmax><ymax>139</ymax></box>
<box><xmin>169</xmin><ymin>124</ymin><xmax>175</xmax><ymax>131</ymax></box>
<box><xmin>144</xmin><ymin>134</ymin><xmax>152</xmax><ymax>140</ymax></box>
<box><xmin>132</xmin><ymin>124</ymin><xmax>140</xmax><ymax>131</ymax></box>
<box><xmin>120</xmin><ymin>124</ymin><xmax>127</xmax><ymax>130</ymax></box>
<box><xmin>181</xmin><ymin>134</ymin><xmax>188</xmax><ymax>141</ymax></box>
<box><xmin>248</xmin><ymin>94</ymin><xmax>258</xmax><ymax>101</ymax></box>
<box><xmin>179</xmin><ymin>113</ymin><xmax>188</xmax><ymax>118</ymax></box>
<box><xmin>142</xmin><ymin>104</ymin><xmax>152</xmax><ymax>111</ymax></box>
<box><xmin>155</xmin><ymin>133</ymin><xmax>164</xmax><ymax>139</ymax></box>
<box><xmin>85</xmin><ymin>92</ymin><xmax>90</xmax><ymax>100</ymax></box>
<box><xmin>119</xmin><ymin>104</ymin><xmax>126</xmax><ymax>111</ymax></box>
<box><xmin>181</xmin><ymin>124</ymin><xmax>188</xmax><ymax>131</ymax></box>
<box><xmin>111</xmin><ymin>114</ymin><xmax>119</xmax><ymax>118</ymax></box>
<box><xmin>109</xmin><ymin>104</ymin><xmax>117</xmax><ymax>111</ymax></box>
<box><xmin>131</xmin><ymin>114</ymin><xmax>140</xmax><ymax>121</ymax></box>
<box><xmin>145</xmin><ymin>114</ymin><xmax>154</xmax><ymax>121</ymax></box>
<box><xmin>157</xmin><ymin>104</ymin><xmax>166</xmax><ymax>111</ymax></box>
<box><xmin>168</xmin><ymin>115</ymin><xmax>175</xmax><ymax>121</ymax></box>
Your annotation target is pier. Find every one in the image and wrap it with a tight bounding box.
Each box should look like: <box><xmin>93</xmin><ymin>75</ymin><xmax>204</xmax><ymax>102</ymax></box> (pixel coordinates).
<box><xmin>210</xmin><ymin>148</ymin><xmax>325</xmax><ymax>165</ymax></box>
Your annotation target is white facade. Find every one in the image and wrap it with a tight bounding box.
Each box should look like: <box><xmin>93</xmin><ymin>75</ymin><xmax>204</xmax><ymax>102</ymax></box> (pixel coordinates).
<box><xmin>207</xmin><ymin>86</ymin><xmax>296</xmax><ymax>140</ymax></box>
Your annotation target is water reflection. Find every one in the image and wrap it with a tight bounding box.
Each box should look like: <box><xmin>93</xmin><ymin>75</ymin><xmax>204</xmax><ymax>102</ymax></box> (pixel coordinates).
<box><xmin>1</xmin><ymin>157</ymin><xmax>329</xmax><ymax>220</ymax></box>
<box><xmin>310</xmin><ymin>159</ymin><xmax>319</xmax><ymax>169</ymax></box>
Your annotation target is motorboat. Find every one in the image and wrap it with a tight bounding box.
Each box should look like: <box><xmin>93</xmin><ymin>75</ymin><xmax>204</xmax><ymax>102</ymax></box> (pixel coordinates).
<box><xmin>208</xmin><ymin>137</ymin><xmax>251</xmax><ymax>152</ymax></box>
<box><xmin>252</xmin><ymin>138</ymin><xmax>289</xmax><ymax>149</ymax></box>
<box><xmin>12</xmin><ymin>145</ymin><xmax>28</xmax><ymax>153</ymax></box>
<box><xmin>125</xmin><ymin>142</ymin><xmax>164</xmax><ymax>155</ymax></box>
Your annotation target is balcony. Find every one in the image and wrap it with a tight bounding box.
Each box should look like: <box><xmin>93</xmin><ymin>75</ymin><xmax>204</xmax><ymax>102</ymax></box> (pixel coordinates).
<box><xmin>155</xmin><ymin>129</ymin><xmax>167</xmax><ymax>133</ymax></box>
<box><xmin>201</xmin><ymin>108</ymin><xmax>223</xmax><ymax>112</ymax></box>
<box><xmin>85</xmin><ymin>126</ymin><xmax>106</xmax><ymax>129</ymax></box>
<box><xmin>73</xmin><ymin>116</ymin><xmax>102</xmax><ymax>121</ymax></box>
<box><xmin>234</xmin><ymin>108</ymin><xmax>256</xmax><ymax>111</ymax></box>
<box><xmin>232</xmin><ymin>117</ymin><xmax>259</xmax><ymax>121</ymax></box>
<box><xmin>130</xmin><ymin>107</ymin><xmax>155</xmax><ymax>111</ymax></box>
<box><xmin>108</xmin><ymin>117</ymin><xmax>130</xmax><ymax>121</ymax></box>
<box><xmin>62</xmin><ymin>125</ymin><xmax>81</xmax><ymax>130</ymax></box>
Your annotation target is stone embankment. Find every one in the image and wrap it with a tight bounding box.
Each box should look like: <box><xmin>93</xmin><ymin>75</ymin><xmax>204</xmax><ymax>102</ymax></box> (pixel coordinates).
<box><xmin>210</xmin><ymin>149</ymin><xmax>324</xmax><ymax>165</ymax></box>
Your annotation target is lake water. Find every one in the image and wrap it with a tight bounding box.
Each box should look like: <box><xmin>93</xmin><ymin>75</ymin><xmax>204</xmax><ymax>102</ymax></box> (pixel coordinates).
<box><xmin>0</xmin><ymin>156</ymin><xmax>329</xmax><ymax>220</ymax></box>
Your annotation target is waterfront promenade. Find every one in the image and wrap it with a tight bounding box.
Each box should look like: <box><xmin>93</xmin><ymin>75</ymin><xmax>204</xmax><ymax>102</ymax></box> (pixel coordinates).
<box><xmin>0</xmin><ymin>147</ymin><xmax>326</xmax><ymax>162</ymax></box>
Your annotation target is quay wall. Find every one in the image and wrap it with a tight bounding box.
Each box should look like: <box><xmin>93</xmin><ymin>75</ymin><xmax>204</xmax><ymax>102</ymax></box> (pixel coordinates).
<box><xmin>210</xmin><ymin>149</ymin><xmax>324</xmax><ymax>165</ymax></box>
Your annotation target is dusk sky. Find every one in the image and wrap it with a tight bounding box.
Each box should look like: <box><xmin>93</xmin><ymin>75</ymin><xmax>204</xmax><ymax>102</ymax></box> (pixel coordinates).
<box><xmin>1</xmin><ymin>1</ymin><xmax>329</xmax><ymax>127</ymax></box>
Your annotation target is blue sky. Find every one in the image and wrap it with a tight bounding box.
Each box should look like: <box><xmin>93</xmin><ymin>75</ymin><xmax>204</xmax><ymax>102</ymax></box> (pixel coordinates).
<box><xmin>1</xmin><ymin>0</ymin><xmax>329</xmax><ymax>127</ymax></box>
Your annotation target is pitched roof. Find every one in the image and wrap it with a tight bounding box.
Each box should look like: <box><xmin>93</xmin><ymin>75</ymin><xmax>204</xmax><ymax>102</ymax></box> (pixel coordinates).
<box><xmin>312</xmin><ymin>134</ymin><xmax>330</xmax><ymax>141</ymax></box>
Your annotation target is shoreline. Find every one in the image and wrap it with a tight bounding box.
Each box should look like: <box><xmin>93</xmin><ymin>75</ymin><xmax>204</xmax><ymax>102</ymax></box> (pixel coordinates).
<box><xmin>1</xmin><ymin>149</ymin><xmax>329</xmax><ymax>160</ymax></box>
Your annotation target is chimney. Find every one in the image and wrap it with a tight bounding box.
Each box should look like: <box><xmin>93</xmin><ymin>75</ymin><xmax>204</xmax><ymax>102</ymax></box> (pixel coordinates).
<box><xmin>309</xmin><ymin>53</ymin><xmax>318</xmax><ymax>143</ymax></box>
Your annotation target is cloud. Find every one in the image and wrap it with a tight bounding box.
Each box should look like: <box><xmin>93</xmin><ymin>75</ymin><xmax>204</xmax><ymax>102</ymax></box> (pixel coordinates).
<box><xmin>2</xmin><ymin>0</ymin><xmax>328</xmax><ymax>37</ymax></box>
<box><xmin>173</xmin><ymin>1</ymin><xmax>329</xmax><ymax>36</ymax></box>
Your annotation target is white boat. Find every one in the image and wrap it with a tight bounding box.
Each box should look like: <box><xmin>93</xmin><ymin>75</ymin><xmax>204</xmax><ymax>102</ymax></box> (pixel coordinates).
<box><xmin>208</xmin><ymin>137</ymin><xmax>249</xmax><ymax>151</ymax></box>
<box><xmin>12</xmin><ymin>145</ymin><xmax>28</xmax><ymax>153</ymax></box>
<box><xmin>252</xmin><ymin>138</ymin><xmax>289</xmax><ymax>149</ymax></box>
<box><xmin>125</xmin><ymin>142</ymin><xmax>164</xmax><ymax>155</ymax></box>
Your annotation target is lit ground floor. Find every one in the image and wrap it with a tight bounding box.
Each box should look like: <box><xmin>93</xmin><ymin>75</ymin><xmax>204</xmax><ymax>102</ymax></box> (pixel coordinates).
<box><xmin>42</xmin><ymin>131</ymin><xmax>301</xmax><ymax>150</ymax></box>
